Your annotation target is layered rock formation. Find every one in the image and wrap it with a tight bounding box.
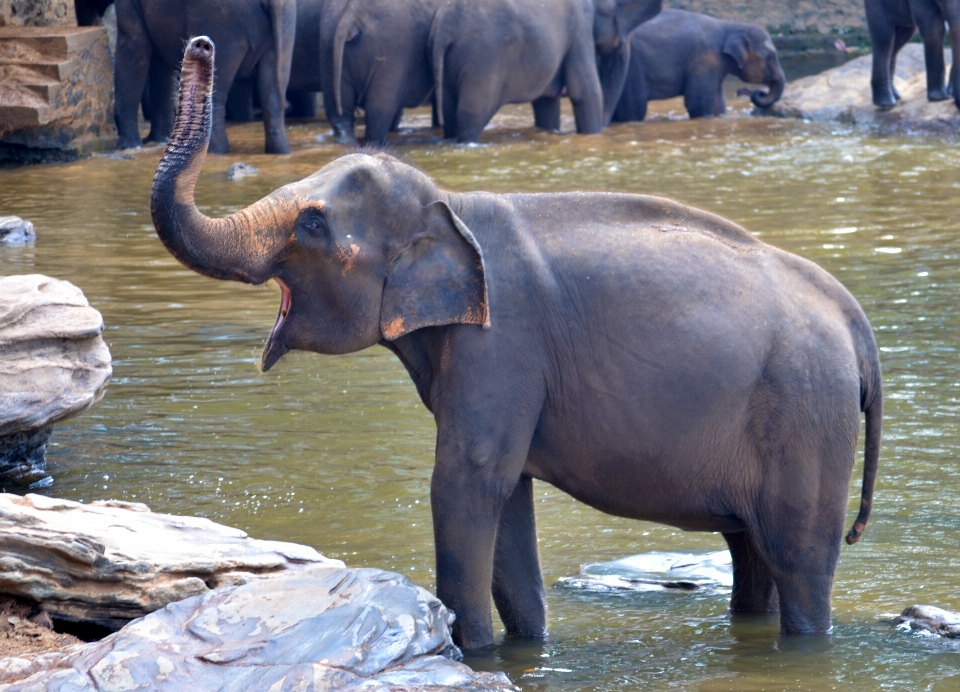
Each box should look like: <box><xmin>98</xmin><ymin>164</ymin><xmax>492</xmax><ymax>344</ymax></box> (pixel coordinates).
<box><xmin>0</xmin><ymin>275</ymin><xmax>111</xmax><ymax>484</ymax></box>
<box><xmin>0</xmin><ymin>493</ymin><xmax>341</xmax><ymax>630</ymax></box>
<box><xmin>770</xmin><ymin>44</ymin><xmax>960</xmax><ymax>133</ymax></box>
<box><xmin>0</xmin><ymin>13</ymin><xmax>116</xmax><ymax>163</ymax></box>
<box><xmin>0</xmin><ymin>494</ymin><xmax>516</xmax><ymax>691</ymax></box>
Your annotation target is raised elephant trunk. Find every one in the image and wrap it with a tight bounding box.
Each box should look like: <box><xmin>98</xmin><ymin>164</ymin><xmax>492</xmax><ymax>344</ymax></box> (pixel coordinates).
<box><xmin>151</xmin><ymin>36</ymin><xmax>291</xmax><ymax>285</ymax></box>
<box><xmin>750</xmin><ymin>67</ymin><xmax>785</xmax><ymax>109</ymax></box>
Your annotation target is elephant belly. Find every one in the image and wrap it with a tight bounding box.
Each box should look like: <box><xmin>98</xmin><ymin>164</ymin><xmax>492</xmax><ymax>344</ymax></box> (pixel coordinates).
<box><xmin>524</xmin><ymin>431</ymin><xmax>751</xmax><ymax>533</ymax></box>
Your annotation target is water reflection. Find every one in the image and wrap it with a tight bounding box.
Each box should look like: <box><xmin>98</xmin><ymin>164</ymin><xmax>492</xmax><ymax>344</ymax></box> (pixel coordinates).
<box><xmin>2</xmin><ymin>105</ymin><xmax>960</xmax><ymax>689</ymax></box>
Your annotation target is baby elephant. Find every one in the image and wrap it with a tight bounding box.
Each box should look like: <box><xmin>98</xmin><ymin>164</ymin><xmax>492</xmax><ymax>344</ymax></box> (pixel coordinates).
<box><xmin>612</xmin><ymin>9</ymin><xmax>785</xmax><ymax>121</ymax></box>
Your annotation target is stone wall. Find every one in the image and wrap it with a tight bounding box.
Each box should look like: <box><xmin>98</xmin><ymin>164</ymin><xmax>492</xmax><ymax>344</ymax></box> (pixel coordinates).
<box><xmin>0</xmin><ymin>0</ymin><xmax>76</xmax><ymax>27</ymax></box>
<box><xmin>666</xmin><ymin>0</ymin><xmax>867</xmax><ymax>36</ymax></box>
<box><xmin>0</xmin><ymin>0</ymin><xmax>116</xmax><ymax>164</ymax></box>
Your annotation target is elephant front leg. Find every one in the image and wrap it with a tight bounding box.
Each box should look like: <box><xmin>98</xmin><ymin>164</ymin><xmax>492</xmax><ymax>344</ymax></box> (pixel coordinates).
<box><xmin>492</xmin><ymin>474</ymin><xmax>546</xmax><ymax>638</ymax></box>
<box><xmin>431</xmin><ymin>420</ymin><xmax>539</xmax><ymax>648</ymax></box>
<box><xmin>257</xmin><ymin>50</ymin><xmax>292</xmax><ymax>154</ymax></box>
<box><xmin>532</xmin><ymin>96</ymin><xmax>561</xmax><ymax>131</ymax></box>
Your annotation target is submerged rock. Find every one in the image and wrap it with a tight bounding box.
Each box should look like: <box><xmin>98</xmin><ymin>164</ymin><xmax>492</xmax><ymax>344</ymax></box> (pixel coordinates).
<box><xmin>556</xmin><ymin>550</ymin><xmax>732</xmax><ymax>593</ymax></box>
<box><xmin>226</xmin><ymin>161</ymin><xmax>258</xmax><ymax>180</ymax></box>
<box><xmin>896</xmin><ymin>605</ymin><xmax>960</xmax><ymax>637</ymax></box>
<box><xmin>770</xmin><ymin>44</ymin><xmax>960</xmax><ymax>134</ymax></box>
<box><xmin>0</xmin><ymin>276</ymin><xmax>111</xmax><ymax>485</ymax></box>
<box><xmin>0</xmin><ymin>217</ymin><xmax>35</xmax><ymax>245</ymax></box>
<box><xmin>0</xmin><ymin>493</ymin><xmax>344</xmax><ymax>630</ymax></box>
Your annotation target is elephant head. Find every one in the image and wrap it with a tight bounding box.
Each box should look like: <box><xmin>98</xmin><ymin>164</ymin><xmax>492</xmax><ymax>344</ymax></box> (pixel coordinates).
<box><xmin>593</xmin><ymin>0</ymin><xmax>663</xmax><ymax>124</ymax></box>
<box><xmin>723</xmin><ymin>26</ymin><xmax>786</xmax><ymax>109</ymax></box>
<box><xmin>151</xmin><ymin>37</ymin><xmax>489</xmax><ymax>371</ymax></box>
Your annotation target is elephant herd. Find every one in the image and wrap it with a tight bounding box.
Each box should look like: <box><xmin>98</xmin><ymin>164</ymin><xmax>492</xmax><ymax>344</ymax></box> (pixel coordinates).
<box><xmin>77</xmin><ymin>0</ymin><xmax>791</xmax><ymax>153</ymax></box>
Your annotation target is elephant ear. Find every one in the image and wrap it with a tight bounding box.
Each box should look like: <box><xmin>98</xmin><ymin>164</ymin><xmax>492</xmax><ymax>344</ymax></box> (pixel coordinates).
<box><xmin>722</xmin><ymin>32</ymin><xmax>749</xmax><ymax>69</ymax></box>
<box><xmin>380</xmin><ymin>201</ymin><xmax>490</xmax><ymax>340</ymax></box>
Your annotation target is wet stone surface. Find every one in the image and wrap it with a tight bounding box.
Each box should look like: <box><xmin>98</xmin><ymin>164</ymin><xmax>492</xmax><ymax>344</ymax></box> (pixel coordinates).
<box><xmin>770</xmin><ymin>44</ymin><xmax>960</xmax><ymax>133</ymax></box>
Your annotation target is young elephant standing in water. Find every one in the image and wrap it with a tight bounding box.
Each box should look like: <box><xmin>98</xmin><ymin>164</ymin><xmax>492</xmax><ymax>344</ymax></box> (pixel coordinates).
<box><xmin>154</xmin><ymin>37</ymin><xmax>881</xmax><ymax>650</ymax></box>
<box><xmin>612</xmin><ymin>9</ymin><xmax>785</xmax><ymax>122</ymax></box>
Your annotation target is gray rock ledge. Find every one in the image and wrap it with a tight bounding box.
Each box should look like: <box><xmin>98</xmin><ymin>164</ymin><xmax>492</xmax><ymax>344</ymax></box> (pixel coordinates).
<box><xmin>0</xmin><ymin>494</ymin><xmax>516</xmax><ymax>691</ymax></box>
<box><xmin>769</xmin><ymin>44</ymin><xmax>960</xmax><ymax>134</ymax></box>
<box><xmin>0</xmin><ymin>493</ymin><xmax>341</xmax><ymax>630</ymax></box>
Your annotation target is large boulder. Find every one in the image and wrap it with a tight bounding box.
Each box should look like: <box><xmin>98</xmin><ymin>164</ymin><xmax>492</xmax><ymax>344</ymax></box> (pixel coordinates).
<box><xmin>0</xmin><ymin>493</ymin><xmax>344</xmax><ymax>631</ymax></box>
<box><xmin>0</xmin><ymin>275</ymin><xmax>111</xmax><ymax>485</ymax></box>
<box><xmin>769</xmin><ymin>44</ymin><xmax>960</xmax><ymax>134</ymax></box>
<box><xmin>0</xmin><ymin>494</ymin><xmax>516</xmax><ymax>692</ymax></box>
<box><xmin>0</xmin><ymin>564</ymin><xmax>516</xmax><ymax>691</ymax></box>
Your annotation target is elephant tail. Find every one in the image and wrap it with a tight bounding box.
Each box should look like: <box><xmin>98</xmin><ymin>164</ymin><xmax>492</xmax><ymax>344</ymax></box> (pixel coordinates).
<box><xmin>429</xmin><ymin>6</ymin><xmax>452</xmax><ymax>128</ymax></box>
<box><xmin>268</xmin><ymin>0</ymin><xmax>297</xmax><ymax>108</ymax></box>
<box><xmin>332</xmin><ymin>0</ymin><xmax>360</xmax><ymax>116</ymax></box>
<box><xmin>846</xmin><ymin>334</ymin><xmax>883</xmax><ymax>545</ymax></box>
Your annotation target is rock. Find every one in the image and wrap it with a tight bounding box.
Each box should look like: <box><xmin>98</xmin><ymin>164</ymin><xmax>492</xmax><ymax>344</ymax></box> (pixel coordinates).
<box><xmin>0</xmin><ymin>493</ymin><xmax>348</xmax><ymax>631</ymax></box>
<box><xmin>896</xmin><ymin>605</ymin><xmax>960</xmax><ymax>637</ymax></box>
<box><xmin>0</xmin><ymin>217</ymin><xmax>35</xmax><ymax>244</ymax></box>
<box><xmin>0</xmin><ymin>275</ymin><xmax>111</xmax><ymax>485</ymax></box>
<box><xmin>769</xmin><ymin>44</ymin><xmax>960</xmax><ymax>134</ymax></box>
<box><xmin>556</xmin><ymin>550</ymin><xmax>732</xmax><ymax>593</ymax></box>
<box><xmin>226</xmin><ymin>161</ymin><xmax>258</xmax><ymax>180</ymax></box>
<box><xmin>0</xmin><ymin>564</ymin><xmax>516</xmax><ymax>692</ymax></box>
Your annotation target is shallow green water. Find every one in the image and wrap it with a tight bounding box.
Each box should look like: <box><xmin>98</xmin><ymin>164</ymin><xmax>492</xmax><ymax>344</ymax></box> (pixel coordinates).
<box><xmin>2</xmin><ymin>104</ymin><xmax>960</xmax><ymax>690</ymax></box>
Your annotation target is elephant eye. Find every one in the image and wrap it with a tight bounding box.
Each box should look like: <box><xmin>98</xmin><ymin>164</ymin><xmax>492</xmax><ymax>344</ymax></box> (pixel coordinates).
<box><xmin>299</xmin><ymin>212</ymin><xmax>328</xmax><ymax>237</ymax></box>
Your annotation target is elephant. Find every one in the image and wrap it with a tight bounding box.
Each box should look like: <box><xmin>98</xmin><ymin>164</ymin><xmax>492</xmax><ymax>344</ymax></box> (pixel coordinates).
<box><xmin>114</xmin><ymin>0</ymin><xmax>296</xmax><ymax>154</ymax></box>
<box><xmin>154</xmin><ymin>37</ymin><xmax>883</xmax><ymax>650</ymax></box>
<box><xmin>865</xmin><ymin>0</ymin><xmax>960</xmax><ymax>110</ymax></box>
<box><xmin>430</xmin><ymin>0</ymin><xmax>662</xmax><ymax>142</ymax></box>
<box><xmin>612</xmin><ymin>10</ymin><xmax>786</xmax><ymax>122</ymax></box>
<box><xmin>74</xmin><ymin>0</ymin><xmax>113</xmax><ymax>25</ymax></box>
<box><xmin>316</xmin><ymin>0</ymin><xmax>443</xmax><ymax>145</ymax></box>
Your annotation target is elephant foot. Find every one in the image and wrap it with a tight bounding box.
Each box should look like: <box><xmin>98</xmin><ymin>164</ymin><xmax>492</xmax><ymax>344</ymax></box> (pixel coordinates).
<box><xmin>927</xmin><ymin>87</ymin><xmax>951</xmax><ymax>102</ymax></box>
<box><xmin>871</xmin><ymin>86</ymin><xmax>898</xmax><ymax>110</ymax></box>
<box><xmin>332</xmin><ymin>130</ymin><xmax>358</xmax><ymax>146</ymax></box>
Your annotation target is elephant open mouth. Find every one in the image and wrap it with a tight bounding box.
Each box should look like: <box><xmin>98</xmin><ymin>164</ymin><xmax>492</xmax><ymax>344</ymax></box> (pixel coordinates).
<box><xmin>271</xmin><ymin>276</ymin><xmax>292</xmax><ymax>339</ymax></box>
<box><xmin>262</xmin><ymin>277</ymin><xmax>293</xmax><ymax>372</ymax></box>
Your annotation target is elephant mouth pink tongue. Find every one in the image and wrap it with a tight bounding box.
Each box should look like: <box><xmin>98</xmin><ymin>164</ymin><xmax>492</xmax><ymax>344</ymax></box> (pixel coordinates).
<box><xmin>271</xmin><ymin>277</ymin><xmax>292</xmax><ymax>339</ymax></box>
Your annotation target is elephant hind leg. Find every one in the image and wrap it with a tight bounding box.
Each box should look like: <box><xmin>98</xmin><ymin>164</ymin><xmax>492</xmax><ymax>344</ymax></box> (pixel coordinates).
<box><xmin>723</xmin><ymin>531</ymin><xmax>778</xmax><ymax>614</ymax></box>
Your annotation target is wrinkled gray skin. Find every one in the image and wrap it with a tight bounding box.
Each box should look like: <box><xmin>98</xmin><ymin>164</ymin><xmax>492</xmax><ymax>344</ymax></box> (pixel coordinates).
<box><xmin>154</xmin><ymin>37</ymin><xmax>882</xmax><ymax>651</ymax></box>
<box><xmin>114</xmin><ymin>0</ymin><xmax>296</xmax><ymax>154</ymax></box>
<box><xmin>866</xmin><ymin>0</ymin><xmax>960</xmax><ymax>109</ymax></box>
<box><xmin>613</xmin><ymin>9</ymin><xmax>785</xmax><ymax>122</ymax></box>
<box><xmin>430</xmin><ymin>0</ymin><xmax>661</xmax><ymax>142</ymax></box>
<box><xmin>320</xmin><ymin>0</ymin><xmax>444</xmax><ymax>145</ymax></box>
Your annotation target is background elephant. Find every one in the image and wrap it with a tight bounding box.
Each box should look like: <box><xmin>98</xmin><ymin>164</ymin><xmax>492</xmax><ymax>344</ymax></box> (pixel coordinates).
<box><xmin>865</xmin><ymin>0</ymin><xmax>960</xmax><ymax>110</ymax></box>
<box><xmin>612</xmin><ymin>9</ymin><xmax>785</xmax><ymax>122</ymax></box>
<box><xmin>153</xmin><ymin>38</ymin><xmax>883</xmax><ymax>650</ymax></box>
<box><xmin>225</xmin><ymin>0</ymin><xmax>325</xmax><ymax>123</ymax></box>
<box><xmin>430</xmin><ymin>0</ymin><xmax>661</xmax><ymax>142</ymax></box>
<box><xmin>319</xmin><ymin>0</ymin><xmax>443</xmax><ymax>145</ymax></box>
<box><xmin>114</xmin><ymin>0</ymin><xmax>296</xmax><ymax>153</ymax></box>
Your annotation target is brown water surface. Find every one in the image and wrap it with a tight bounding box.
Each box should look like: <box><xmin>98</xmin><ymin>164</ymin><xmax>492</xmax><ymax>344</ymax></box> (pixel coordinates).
<box><xmin>2</xmin><ymin>100</ymin><xmax>960</xmax><ymax>690</ymax></box>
